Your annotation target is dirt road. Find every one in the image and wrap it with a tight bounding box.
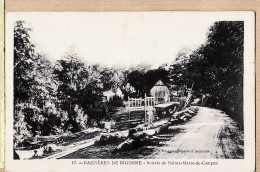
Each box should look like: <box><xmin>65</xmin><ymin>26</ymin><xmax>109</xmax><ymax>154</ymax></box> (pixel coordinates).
<box><xmin>147</xmin><ymin>106</ymin><xmax>244</xmax><ymax>159</ymax></box>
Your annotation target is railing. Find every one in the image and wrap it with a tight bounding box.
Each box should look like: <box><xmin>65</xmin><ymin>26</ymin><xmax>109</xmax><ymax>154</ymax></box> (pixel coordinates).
<box><xmin>128</xmin><ymin>97</ymin><xmax>144</xmax><ymax>107</ymax></box>
<box><xmin>145</xmin><ymin>95</ymin><xmax>155</xmax><ymax>107</ymax></box>
<box><xmin>128</xmin><ymin>93</ymin><xmax>155</xmax><ymax>124</ymax></box>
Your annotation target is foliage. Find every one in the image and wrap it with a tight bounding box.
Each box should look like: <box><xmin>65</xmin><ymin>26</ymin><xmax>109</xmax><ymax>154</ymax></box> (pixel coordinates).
<box><xmin>14</xmin><ymin>22</ymin><xmax>119</xmax><ymax>146</ymax></box>
<box><xmin>14</xmin><ymin>21</ymin><xmax>64</xmax><ymax>142</ymax></box>
<box><xmin>13</xmin><ymin>20</ymin><xmax>245</xmax><ymax>148</ymax></box>
<box><xmin>14</xmin><ymin>21</ymin><xmax>37</xmax><ymax>103</ymax></box>
<box><xmin>53</xmin><ymin>50</ymin><xmax>104</xmax><ymax>132</ymax></box>
<box><xmin>107</xmin><ymin>95</ymin><xmax>125</xmax><ymax>108</ymax></box>
<box><xmin>126</xmin><ymin>68</ymin><xmax>170</xmax><ymax>97</ymax></box>
<box><xmin>121</xmin><ymin>83</ymin><xmax>136</xmax><ymax>100</ymax></box>
<box><xmin>169</xmin><ymin>21</ymin><xmax>244</xmax><ymax>126</ymax></box>
<box><xmin>13</xmin><ymin>103</ymin><xmax>32</xmax><ymax>147</ymax></box>
<box><xmin>100</xmin><ymin>67</ymin><xmax>125</xmax><ymax>92</ymax></box>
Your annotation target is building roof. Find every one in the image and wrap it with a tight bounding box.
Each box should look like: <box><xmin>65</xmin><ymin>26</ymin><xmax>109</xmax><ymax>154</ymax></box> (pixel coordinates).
<box><xmin>150</xmin><ymin>80</ymin><xmax>170</xmax><ymax>92</ymax></box>
<box><xmin>154</xmin><ymin>80</ymin><xmax>166</xmax><ymax>86</ymax></box>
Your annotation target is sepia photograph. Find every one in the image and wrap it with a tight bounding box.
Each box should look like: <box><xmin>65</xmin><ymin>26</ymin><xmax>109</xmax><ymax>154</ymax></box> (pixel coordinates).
<box><xmin>4</xmin><ymin>12</ymin><xmax>255</xmax><ymax>172</ymax></box>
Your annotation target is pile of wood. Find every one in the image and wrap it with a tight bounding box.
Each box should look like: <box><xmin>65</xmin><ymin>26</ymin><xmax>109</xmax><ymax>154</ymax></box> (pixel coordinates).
<box><xmin>94</xmin><ymin>133</ymin><xmax>126</xmax><ymax>146</ymax></box>
<box><xmin>169</xmin><ymin>106</ymin><xmax>199</xmax><ymax>124</ymax></box>
<box><xmin>113</xmin><ymin>133</ymin><xmax>150</xmax><ymax>153</ymax></box>
<box><xmin>157</xmin><ymin>123</ymin><xmax>169</xmax><ymax>134</ymax></box>
<box><xmin>113</xmin><ymin>121</ymin><xmax>170</xmax><ymax>153</ymax></box>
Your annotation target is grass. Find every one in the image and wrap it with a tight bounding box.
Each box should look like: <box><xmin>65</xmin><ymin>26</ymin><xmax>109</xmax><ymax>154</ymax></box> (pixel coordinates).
<box><xmin>217</xmin><ymin>124</ymin><xmax>244</xmax><ymax>159</ymax></box>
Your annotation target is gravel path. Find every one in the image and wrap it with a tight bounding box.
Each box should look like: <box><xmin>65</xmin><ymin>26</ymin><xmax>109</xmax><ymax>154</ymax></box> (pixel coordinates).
<box><xmin>147</xmin><ymin>106</ymin><xmax>244</xmax><ymax>159</ymax></box>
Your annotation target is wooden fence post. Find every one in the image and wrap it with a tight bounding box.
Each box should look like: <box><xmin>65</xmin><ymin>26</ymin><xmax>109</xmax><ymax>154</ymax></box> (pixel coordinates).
<box><xmin>144</xmin><ymin>93</ymin><xmax>147</xmax><ymax>124</ymax></box>
<box><xmin>128</xmin><ymin>96</ymin><xmax>130</xmax><ymax>120</ymax></box>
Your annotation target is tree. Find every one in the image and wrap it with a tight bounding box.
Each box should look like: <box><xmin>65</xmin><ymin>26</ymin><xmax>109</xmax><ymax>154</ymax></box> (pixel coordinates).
<box><xmin>54</xmin><ymin>51</ymin><xmax>87</xmax><ymax>132</ymax></box>
<box><xmin>13</xmin><ymin>21</ymin><xmax>37</xmax><ymax>145</ymax></box>
<box><xmin>13</xmin><ymin>103</ymin><xmax>32</xmax><ymax>147</ymax></box>
<box><xmin>145</xmin><ymin>68</ymin><xmax>170</xmax><ymax>91</ymax></box>
<box><xmin>202</xmin><ymin>21</ymin><xmax>244</xmax><ymax>125</ymax></box>
<box><xmin>14</xmin><ymin>21</ymin><xmax>37</xmax><ymax>103</ymax></box>
<box><xmin>31</xmin><ymin>54</ymin><xmax>62</xmax><ymax>135</ymax></box>
<box><xmin>170</xmin><ymin>21</ymin><xmax>244</xmax><ymax>126</ymax></box>
<box><xmin>53</xmin><ymin>50</ymin><xmax>108</xmax><ymax>131</ymax></box>
<box><xmin>169</xmin><ymin>49</ymin><xmax>192</xmax><ymax>96</ymax></box>
<box><xmin>126</xmin><ymin>67</ymin><xmax>170</xmax><ymax>97</ymax></box>
<box><xmin>79</xmin><ymin>64</ymin><xmax>107</xmax><ymax>126</ymax></box>
<box><xmin>14</xmin><ymin>21</ymin><xmax>64</xmax><ymax>139</ymax></box>
<box><xmin>100</xmin><ymin>67</ymin><xmax>125</xmax><ymax>92</ymax></box>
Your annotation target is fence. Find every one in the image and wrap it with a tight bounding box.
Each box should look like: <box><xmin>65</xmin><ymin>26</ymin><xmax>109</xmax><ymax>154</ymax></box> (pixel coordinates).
<box><xmin>128</xmin><ymin>93</ymin><xmax>155</xmax><ymax>124</ymax></box>
<box><xmin>128</xmin><ymin>97</ymin><xmax>143</xmax><ymax>107</ymax></box>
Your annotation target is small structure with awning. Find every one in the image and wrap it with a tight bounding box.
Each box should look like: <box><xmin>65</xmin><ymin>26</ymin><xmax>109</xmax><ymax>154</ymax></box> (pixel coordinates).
<box><xmin>150</xmin><ymin>80</ymin><xmax>170</xmax><ymax>104</ymax></box>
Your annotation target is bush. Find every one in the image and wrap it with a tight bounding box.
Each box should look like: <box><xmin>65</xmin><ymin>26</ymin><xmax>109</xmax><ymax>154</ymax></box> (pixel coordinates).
<box><xmin>108</xmin><ymin>96</ymin><xmax>125</xmax><ymax>108</ymax></box>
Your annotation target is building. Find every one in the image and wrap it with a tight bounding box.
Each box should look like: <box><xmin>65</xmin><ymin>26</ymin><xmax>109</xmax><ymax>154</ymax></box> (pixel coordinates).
<box><xmin>103</xmin><ymin>88</ymin><xmax>123</xmax><ymax>102</ymax></box>
<box><xmin>150</xmin><ymin>80</ymin><xmax>170</xmax><ymax>104</ymax></box>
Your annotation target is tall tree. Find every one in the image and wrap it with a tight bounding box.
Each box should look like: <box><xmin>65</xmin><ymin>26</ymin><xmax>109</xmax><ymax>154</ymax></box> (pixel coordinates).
<box><xmin>170</xmin><ymin>21</ymin><xmax>244</xmax><ymax>126</ymax></box>
<box><xmin>14</xmin><ymin>21</ymin><xmax>37</xmax><ymax>103</ymax></box>
<box><xmin>13</xmin><ymin>21</ymin><xmax>37</xmax><ymax>144</ymax></box>
<box><xmin>201</xmin><ymin>21</ymin><xmax>244</xmax><ymax>125</ymax></box>
<box><xmin>54</xmin><ymin>50</ymin><xmax>107</xmax><ymax>131</ymax></box>
<box><xmin>14</xmin><ymin>21</ymin><xmax>63</xmax><ymax>139</ymax></box>
<box><xmin>54</xmin><ymin>51</ymin><xmax>86</xmax><ymax>132</ymax></box>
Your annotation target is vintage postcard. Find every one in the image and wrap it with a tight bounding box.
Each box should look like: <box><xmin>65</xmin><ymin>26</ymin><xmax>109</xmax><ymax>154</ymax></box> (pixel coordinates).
<box><xmin>5</xmin><ymin>12</ymin><xmax>255</xmax><ymax>172</ymax></box>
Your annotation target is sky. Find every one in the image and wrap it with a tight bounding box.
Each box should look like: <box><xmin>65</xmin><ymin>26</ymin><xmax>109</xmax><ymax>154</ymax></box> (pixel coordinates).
<box><xmin>18</xmin><ymin>12</ymin><xmax>218</xmax><ymax>68</ymax></box>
